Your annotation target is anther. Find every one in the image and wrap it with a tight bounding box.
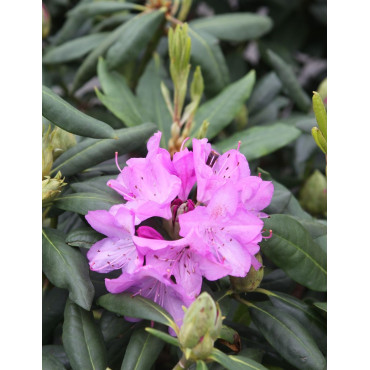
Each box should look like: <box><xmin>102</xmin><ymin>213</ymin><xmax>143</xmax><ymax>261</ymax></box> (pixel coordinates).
<box><xmin>258</xmin><ymin>172</ymin><xmax>261</xmax><ymax>178</ymax></box>
<box><xmin>206</xmin><ymin>150</ymin><xmax>220</xmax><ymax>168</ymax></box>
<box><xmin>115</xmin><ymin>152</ymin><xmax>122</xmax><ymax>172</ymax></box>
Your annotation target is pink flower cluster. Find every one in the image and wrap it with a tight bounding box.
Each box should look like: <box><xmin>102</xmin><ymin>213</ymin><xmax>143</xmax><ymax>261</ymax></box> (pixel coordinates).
<box><xmin>85</xmin><ymin>132</ymin><xmax>273</xmax><ymax>330</ymax></box>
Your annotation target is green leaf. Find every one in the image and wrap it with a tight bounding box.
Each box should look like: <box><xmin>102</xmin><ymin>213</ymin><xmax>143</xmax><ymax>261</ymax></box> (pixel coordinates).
<box><xmin>54</xmin><ymin>192</ymin><xmax>119</xmax><ymax>215</ymax></box>
<box><xmin>312</xmin><ymin>92</ymin><xmax>327</xmax><ymax>140</ymax></box>
<box><xmin>65</xmin><ymin>227</ymin><xmax>103</xmax><ymax>249</ymax></box>
<box><xmin>249</xmin><ymin>302</ymin><xmax>326</xmax><ymax>370</ymax></box>
<box><xmin>192</xmin><ymin>71</ymin><xmax>255</xmax><ymax>139</ymax></box>
<box><xmin>266</xmin><ymin>49</ymin><xmax>311</xmax><ymax>112</ymax></box>
<box><xmin>313</xmin><ymin>302</ymin><xmax>327</xmax><ymax>313</ymax></box>
<box><xmin>248</xmin><ymin>96</ymin><xmax>290</xmax><ymax>126</ymax></box>
<box><xmin>42</xmin><ymin>353</ymin><xmax>66</xmax><ymax>370</ymax></box>
<box><xmin>42</xmin><ymin>86</ymin><xmax>116</xmax><ymax>139</ymax></box>
<box><xmin>189</xmin><ymin>27</ymin><xmax>229</xmax><ymax>96</ymax></box>
<box><xmin>209</xmin><ymin>348</ymin><xmax>268</xmax><ymax>370</ymax></box>
<box><xmin>97</xmin><ymin>57</ymin><xmax>143</xmax><ymax>126</ymax></box>
<box><xmin>42</xmin><ymin>228</ymin><xmax>94</xmax><ymax>310</ymax></box>
<box><xmin>137</xmin><ymin>56</ymin><xmax>172</xmax><ymax>147</ymax></box>
<box><xmin>51</xmin><ymin>123</ymin><xmax>156</xmax><ymax>176</ymax></box>
<box><xmin>190</xmin><ymin>13</ymin><xmax>272</xmax><ymax>42</ymax></box>
<box><xmin>68</xmin><ymin>1</ymin><xmax>143</xmax><ymax>17</ymax></box>
<box><xmin>196</xmin><ymin>360</ymin><xmax>208</xmax><ymax>370</ymax></box>
<box><xmin>62</xmin><ymin>299</ymin><xmax>107</xmax><ymax>370</ymax></box>
<box><xmin>120</xmin><ymin>327</ymin><xmax>165</xmax><ymax>370</ymax></box>
<box><xmin>106</xmin><ymin>9</ymin><xmax>166</xmax><ymax>70</ymax></box>
<box><xmin>247</xmin><ymin>72</ymin><xmax>282</xmax><ymax>114</ymax></box>
<box><xmin>43</xmin><ymin>33</ymin><xmax>108</xmax><ymax>64</ymax></box>
<box><xmin>215</xmin><ymin>123</ymin><xmax>301</xmax><ymax>161</ymax></box>
<box><xmin>42</xmin><ymin>345</ymin><xmax>70</xmax><ymax>369</ymax></box>
<box><xmin>98</xmin><ymin>293</ymin><xmax>177</xmax><ymax>329</ymax></box>
<box><xmin>100</xmin><ymin>311</ymin><xmax>133</xmax><ymax>342</ymax></box>
<box><xmin>261</xmin><ymin>215</ymin><xmax>327</xmax><ymax>291</ymax></box>
<box><xmin>145</xmin><ymin>327</ymin><xmax>180</xmax><ymax>347</ymax></box>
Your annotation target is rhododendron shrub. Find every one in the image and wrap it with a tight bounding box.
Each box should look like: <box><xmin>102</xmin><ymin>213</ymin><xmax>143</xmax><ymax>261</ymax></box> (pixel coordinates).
<box><xmin>42</xmin><ymin>1</ymin><xmax>327</xmax><ymax>369</ymax></box>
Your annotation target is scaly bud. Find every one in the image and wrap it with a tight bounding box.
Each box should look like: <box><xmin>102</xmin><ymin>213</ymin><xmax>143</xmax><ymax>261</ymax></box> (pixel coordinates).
<box><xmin>299</xmin><ymin>170</ymin><xmax>327</xmax><ymax>216</ymax></box>
<box><xmin>42</xmin><ymin>171</ymin><xmax>67</xmax><ymax>207</ymax></box>
<box><xmin>178</xmin><ymin>292</ymin><xmax>222</xmax><ymax>360</ymax></box>
<box><xmin>196</xmin><ymin>120</ymin><xmax>210</xmax><ymax>140</ymax></box>
<box><xmin>178</xmin><ymin>0</ymin><xmax>192</xmax><ymax>21</ymax></box>
<box><xmin>317</xmin><ymin>78</ymin><xmax>327</xmax><ymax>106</ymax></box>
<box><xmin>311</xmin><ymin>127</ymin><xmax>327</xmax><ymax>154</ymax></box>
<box><xmin>229</xmin><ymin>253</ymin><xmax>264</xmax><ymax>293</ymax></box>
<box><xmin>42</xmin><ymin>125</ymin><xmax>53</xmax><ymax>178</ymax></box>
<box><xmin>312</xmin><ymin>91</ymin><xmax>327</xmax><ymax>141</ymax></box>
<box><xmin>42</xmin><ymin>4</ymin><xmax>51</xmax><ymax>39</ymax></box>
<box><xmin>50</xmin><ymin>126</ymin><xmax>77</xmax><ymax>160</ymax></box>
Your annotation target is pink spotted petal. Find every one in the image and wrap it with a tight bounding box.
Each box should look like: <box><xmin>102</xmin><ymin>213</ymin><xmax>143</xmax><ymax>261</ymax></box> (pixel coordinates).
<box><xmin>173</xmin><ymin>149</ymin><xmax>196</xmax><ymax>201</ymax></box>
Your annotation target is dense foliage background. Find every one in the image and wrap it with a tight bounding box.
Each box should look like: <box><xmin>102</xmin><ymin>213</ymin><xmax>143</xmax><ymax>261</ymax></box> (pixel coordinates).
<box><xmin>42</xmin><ymin>0</ymin><xmax>327</xmax><ymax>369</ymax></box>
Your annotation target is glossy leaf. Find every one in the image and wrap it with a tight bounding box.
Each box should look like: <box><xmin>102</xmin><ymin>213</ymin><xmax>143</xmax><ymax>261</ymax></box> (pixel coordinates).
<box><xmin>215</xmin><ymin>123</ymin><xmax>301</xmax><ymax>161</ymax></box>
<box><xmin>196</xmin><ymin>360</ymin><xmax>208</xmax><ymax>370</ymax></box>
<box><xmin>313</xmin><ymin>302</ymin><xmax>327</xmax><ymax>313</ymax></box>
<box><xmin>209</xmin><ymin>348</ymin><xmax>268</xmax><ymax>370</ymax></box>
<box><xmin>65</xmin><ymin>227</ymin><xmax>104</xmax><ymax>249</ymax></box>
<box><xmin>96</xmin><ymin>57</ymin><xmax>143</xmax><ymax>127</ymax></box>
<box><xmin>120</xmin><ymin>328</ymin><xmax>165</xmax><ymax>370</ymax></box>
<box><xmin>193</xmin><ymin>71</ymin><xmax>255</xmax><ymax>139</ymax></box>
<box><xmin>261</xmin><ymin>215</ymin><xmax>327</xmax><ymax>291</ymax></box>
<box><xmin>42</xmin><ymin>353</ymin><xmax>66</xmax><ymax>370</ymax></box>
<box><xmin>266</xmin><ymin>49</ymin><xmax>311</xmax><ymax>112</ymax></box>
<box><xmin>98</xmin><ymin>293</ymin><xmax>176</xmax><ymax>329</ymax></box>
<box><xmin>51</xmin><ymin>123</ymin><xmax>156</xmax><ymax>176</ymax></box>
<box><xmin>68</xmin><ymin>1</ymin><xmax>143</xmax><ymax>17</ymax></box>
<box><xmin>100</xmin><ymin>310</ymin><xmax>133</xmax><ymax>342</ymax></box>
<box><xmin>249</xmin><ymin>302</ymin><xmax>326</xmax><ymax>370</ymax></box>
<box><xmin>106</xmin><ymin>9</ymin><xmax>166</xmax><ymax>70</ymax></box>
<box><xmin>63</xmin><ymin>299</ymin><xmax>107</xmax><ymax>370</ymax></box>
<box><xmin>42</xmin><ymin>86</ymin><xmax>116</xmax><ymax>139</ymax></box>
<box><xmin>248</xmin><ymin>96</ymin><xmax>290</xmax><ymax>126</ymax></box>
<box><xmin>54</xmin><ymin>192</ymin><xmax>119</xmax><ymax>215</ymax></box>
<box><xmin>137</xmin><ymin>56</ymin><xmax>172</xmax><ymax>147</ymax></box>
<box><xmin>145</xmin><ymin>327</ymin><xmax>180</xmax><ymax>347</ymax></box>
<box><xmin>42</xmin><ymin>345</ymin><xmax>70</xmax><ymax>369</ymax></box>
<box><xmin>312</xmin><ymin>92</ymin><xmax>327</xmax><ymax>139</ymax></box>
<box><xmin>190</xmin><ymin>13</ymin><xmax>272</xmax><ymax>42</ymax></box>
<box><xmin>189</xmin><ymin>27</ymin><xmax>229</xmax><ymax>96</ymax></box>
<box><xmin>42</xmin><ymin>228</ymin><xmax>94</xmax><ymax>310</ymax></box>
<box><xmin>43</xmin><ymin>33</ymin><xmax>108</xmax><ymax>64</ymax></box>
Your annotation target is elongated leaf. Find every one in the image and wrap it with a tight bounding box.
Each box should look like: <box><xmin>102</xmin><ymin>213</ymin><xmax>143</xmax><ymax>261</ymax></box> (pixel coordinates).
<box><xmin>42</xmin><ymin>228</ymin><xmax>94</xmax><ymax>310</ymax></box>
<box><xmin>190</xmin><ymin>13</ymin><xmax>272</xmax><ymax>42</ymax></box>
<box><xmin>121</xmin><ymin>328</ymin><xmax>165</xmax><ymax>370</ymax></box>
<box><xmin>266</xmin><ymin>49</ymin><xmax>311</xmax><ymax>112</ymax></box>
<box><xmin>96</xmin><ymin>58</ymin><xmax>143</xmax><ymax>126</ymax></box>
<box><xmin>43</xmin><ymin>33</ymin><xmax>108</xmax><ymax>64</ymax></box>
<box><xmin>189</xmin><ymin>27</ymin><xmax>229</xmax><ymax>96</ymax></box>
<box><xmin>42</xmin><ymin>345</ymin><xmax>70</xmax><ymax>369</ymax></box>
<box><xmin>68</xmin><ymin>1</ymin><xmax>143</xmax><ymax>17</ymax></box>
<box><xmin>196</xmin><ymin>360</ymin><xmax>208</xmax><ymax>370</ymax></box>
<box><xmin>98</xmin><ymin>293</ymin><xmax>176</xmax><ymax>328</ymax></box>
<box><xmin>249</xmin><ymin>302</ymin><xmax>326</xmax><ymax>370</ymax></box>
<box><xmin>209</xmin><ymin>348</ymin><xmax>268</xmax><ymax>370</ymax></box>
<box><xmin>51</xmin><ymin>123</ymin><xmax>156</xmax><ymax>176</ymax></box>
<box><xmin>54</xmin><ymin>192</ymin><xmax>119</xmax><ymax>215</ymax></box>
<box><xmin>248</xmin><ymin>96</ymin><xmax>289</xmax><ymax>126</ymax></box>
<box><xmin>42</xmin><ymin>353</ymin><xmax>66</xmax><ymax>370</ymax></box>
<box><xmin>261</xmin><ymin>215</ymin><xmax>327</xmax><ymax>291</ymax></box>
<box><xmin>42</xmin><ymin>86</ymin><xmax>116</xmax><ymax>139</ymax></box>
<box><xmin>247</xmin><ymin>72</ymin><xmax>282</xmax><ymax>114</ymax></box>
<box><xmin>106</xmin><ymin>9</ymin><xmax>166</xmax><ymax>70</ymax></box>
<box><xmin>63</xmin><ymin>299</ymin><xmax>107</xmax><ymax>370</ymax></box>
<box><xmin>66</xmin><ymin>227</ymin><xmax>103</xmax><ymax>249</ymax></box>
<box><xmin>215</xmin><ymin>123</ymin><xmax>300</xmax><ymax>161</ymax></box>
<box><xmin>193</xmin><ymin>71</ymin><xmax>255</xmax><ymax>139</ymax></box>
<box><xmin>313</xmin><ymin>302</ymin><xmax>327</xmax><ymax>313</ymax></box>
<box><xmin>137</xmin><ymin>56</ymin><xmax>172</xmax><ymax>147</ymax></box>
<box><xmin>100</xmin><ymin>311</ymin><xmax>133</xmax><ymax>342</ymax></box>
<box><xmin>145</xmin><ymin>327</ymin><xmax>180</xmax><ymax>347</ymax></box>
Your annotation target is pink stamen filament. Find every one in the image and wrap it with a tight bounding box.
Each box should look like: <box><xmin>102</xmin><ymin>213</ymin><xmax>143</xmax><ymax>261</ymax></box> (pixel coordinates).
<box><xmin>115</xmin><ymin>151</ymin><xmax>123</xmax><ymax>172</ymax></box>
<box><xmin>262</xmin><ymin>229</ymin><xmax>273</xmax><ymax>239</ymax></box>
<box><xmin>180</xmin><ymin>137</ymin><xmax>190</xmax><ymax>151</ymax></box>
<box><xmin>237</xmin><ymin>141</ymin><xmax>241</xmax><ymax>151</ymax></box>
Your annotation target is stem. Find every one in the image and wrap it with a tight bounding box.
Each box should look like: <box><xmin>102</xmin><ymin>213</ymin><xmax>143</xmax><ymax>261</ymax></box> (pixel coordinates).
<box><xmin>233</xmin><ymin>294</ymin><xmax>256</xmax><ymax>309</ymax></box>
<box><xmin>254</xmin><ymin>288</ymin><xmax>275</xmax><ymax>296</ymax></box>
<box><xmin>172</xmin><ymin>355</ymin><xmax>193</xmax><ymax>370</ymax></box>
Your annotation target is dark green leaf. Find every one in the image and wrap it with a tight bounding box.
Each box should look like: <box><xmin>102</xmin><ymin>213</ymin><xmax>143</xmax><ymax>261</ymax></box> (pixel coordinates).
<box><xmin>209</xmin><ymin>348</ymin><xmax>268</xmax><ymax>370</ymax></box>
<box><xmin>96</xmin><ymin>57</ymin><xmax>143</xmax><ymax>126</ymax></box>
<box><xmin>120</xmin><ymin>328</ymin><xmax>165</xmax><ymax>370</ymax></box>
<box><xmin>65</xmin><ymin>227</ymin><xmax>104</xmax><ymax>249</ymax></box>
<box><xmin>248</xmin><ymin>96</ymin><xmax>290</xmax><ymax>126</ymax></box>
<box><xmin>215</xmin><ymin>123</ymin><xmax>301</xmax><ymax>161</ymax></box>
<box><xmin>190</xmin><ymin>13</ymin><xmax>272</xmax><ymax>42</ymax></box>
<box><xmin>43</xmin><ymin>33</ymin><xmax>108</xmax><ymax>64</ymax></box>
<box><xmin>42</xmin><ymin>86</ymin><xmax>116</xmax><ymax>139</ymax></box>
<box><xmin>145</xmin><ymin>327</ymin><xmax>180</xmax><ymax>347</ymax></box>
<box><xmin>106</xmin><ymin>9</ymin><xmax>166</xmax><ymax>70</ymax></box>
<box><xmin>51</xmin><ymin>123</ymin><xmax>156</xmax><ymax>176</ymax></box>
<box><xmin>42</xmin><ymin>353</ymin><xmax>66</xmax><ymax>370</ymax></box>
<box><xmin>261</xmin><ymin>215</ymin><xmax>327</xmax><ymax>291</ymax></box>
<box><xmin>137</xmin><ymin>56</ymin><xmax>172</xmax><ymax>147</ymax></box>
<box><xmin>249</xmin><ymin>302</ymin><xmax>326</xmax><ymax>370</ymax></box>
<box><xmin>313</xmin><ymin>302</ymin><xmax>327</xmax><ymax>313</ymax></box>
<box><xmin>266</xmin><ymin>49</ymin><xmax>311</xmax><ymax>112</ymax></box>
<box><xmin>98</xmin><ymin>293</ymin><xmax>176</xmax><ymax>329</ymax></box>
<box><xmin>193</xmin><ymin>71</ymin><xmax>255</xmax><ymax>139</ymax></box>
<box><xmin>42</xmin><ymin>228</ymin><xmax>94</xmax><ymax>310</ymax></box>
<box><xmin>63</xmin><ymin>299</ymin><xmax>107</xmax><ymax>370</ymax></box>
<box><xmin>100</xmin><ymin>311</ymin><xmax>133</xmax><ymax>342</ymax></box>
<box><xmin>189</xmin><ymin>27</ymin><xmax>229</xmax><ymax>96</ymax></box>
<box><xmin>68</xmin><ymin>1</ymin><xmax>143</xmax><ymax>17</ymax></box>
<box><xmin>42</xmin><ymin>345</ymin><xmax>70</xmax><ymax>369</ymax></box>
<box><xmin>54</xmin><ymin>192</ymin><xmax>119</xmax><ymax>215</ymax></box>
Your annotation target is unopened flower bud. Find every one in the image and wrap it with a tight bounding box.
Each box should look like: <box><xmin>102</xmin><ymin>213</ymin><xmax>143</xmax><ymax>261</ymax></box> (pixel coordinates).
<box><xmin>164</xmin><ymin>199</ymin><xmax>195</xmax><ymax>239</ymax></box>
<box><xmin>50</xmin><ymin>127</ymin><xmax>77</xmax><ymax>160</ymax></box>
<box><xmin>196</xmin><ymin>120</ymin><xmax>210</xmax><ymax>140</ymax></box>
<box><xmin>42</xmin><ymin>171</ymin><xmax>67</xmax><ymax>206</ymax></box>
<box><xmin>299</xmin><ymin>170</ymin><xmax>327</xmax><ymax>216</ymax></box>
<box><xmin>230</xmin><ymin>253</ymin><xmax>264</xmax><ymax>293</ymax></box>
<box><xmin>42</xmin><ymin>145</ymin><xmax>54</xmax><ymax>179</ymax></box>
<box><xmin>179</xmin><ymin>292</ymin><xmax>222</xmax><ymax>360</ymax></box>
<box><xmin>42</xmin><ymin>4</ymin><xmax>51</xmax><ymax>39</ymax></box>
